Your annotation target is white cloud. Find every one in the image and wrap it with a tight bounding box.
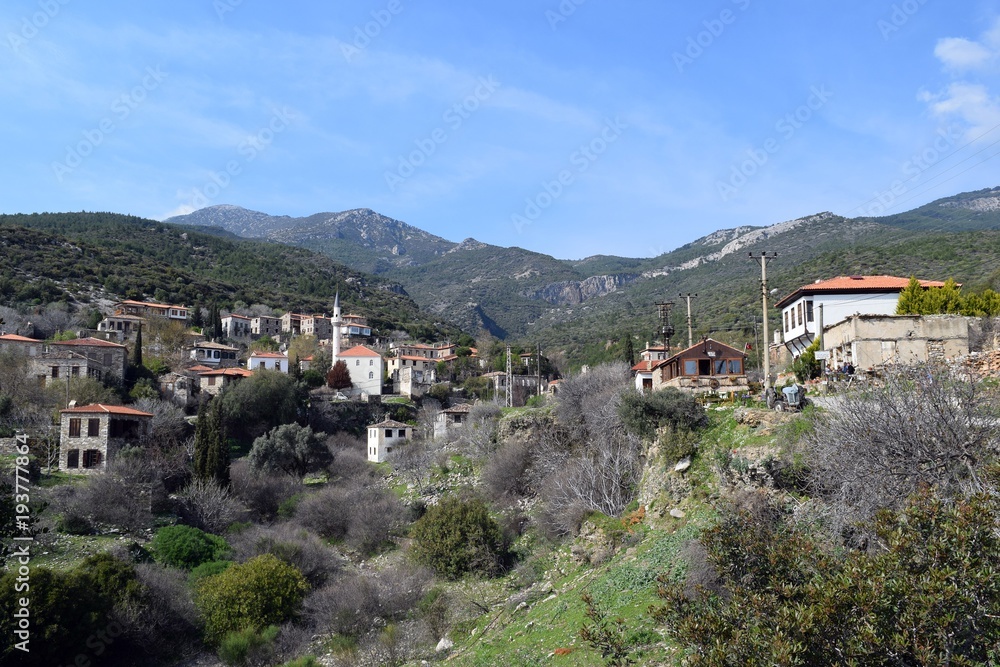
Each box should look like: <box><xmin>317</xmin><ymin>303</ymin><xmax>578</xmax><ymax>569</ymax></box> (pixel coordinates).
<box><xmin>925</xmin><ymin>20</ymin><xmax>1000</xmax><ymax>141</ymax></box>
<box><xmin>935</xmin><ymin>37</ymin><xmax>993</xmax><ymax>71</ymax></box>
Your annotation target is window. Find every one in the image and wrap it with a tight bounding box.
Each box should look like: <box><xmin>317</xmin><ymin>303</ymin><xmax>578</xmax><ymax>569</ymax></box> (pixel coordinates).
<box><xmin>68</xmin><ymin>418</ymin><xmax>81</xmax><ymax>438</ymax></box>
<box><xmin>71</xmin><ymin>366</ymin><xmax>80</xmax><ymax>377</ymax></box>
<box><xmin>103</xmin><ymin>353</ymin><xmax>112</xmax><ymax>365</ymax></box>
<box><xmin>453</xmin><ymin>414</ymin><xmax>464</xmax><ymax>424</ymax></box>
<box><xmin>356</xmin><ymin>360</ymin><xmax>360</xmax><ymax>366</ymax></box>
<box><xmin>806</xmin><ymin>300</ymin><xmax>814</xmax><ymax>322</ymax></box>
<box><xmin>51</xmin><ymin>366</ymin><xmax>60</xmax><ymax>379</ymax></box>
<box><xmin>784</xmin><ymin>311</ymin><xmax>789</xmax><ymax>333</ymax></box>
<box><xmin>684</xmin><ymin>360</ymin><xmax>698</xmax><ymax>375</ymax></box>
<box><xmin>87</xmin><ymin>419</ymin><xmax>100</xmax><ymax>436</ymax></box>
<box><xmin>207</xmin><ymin>377</ymin><xmax>216</xmax><ymax>386</ymax></box>
<box><xmin>369</xmin><ymin>360</ymin><xmax>373</xmax><ymax>366</ymax></box>
<box><xmin>82</xmin><ymin>450</ymin><xmax>102</xmax><ymax>468</ymax></box>
<box><xmin>66</xmin><ymin>449</ymin><xmax>79</xmax><ymax>468</ymax></box>
<box><xmin>385</xmin><ymin>429</ymin><xmax>393</xmax><ymax>437</ymax></box>
<box><xmin>728</xmin><ymin>359</ymin><xmax>743</xmax><ymax>374</ymax></box>
<box><xmin>369</xmin><ymin>372</ymin><xmax>374</xmax><ymax>379</ymax></box>
<box><xmin>714</xmin><ymin>359</ymin><xmax>727</xmax><ymax>375</ymax></box>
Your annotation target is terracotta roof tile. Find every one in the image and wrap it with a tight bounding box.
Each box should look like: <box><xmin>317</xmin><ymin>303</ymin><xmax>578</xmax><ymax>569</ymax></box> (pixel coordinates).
<box><xmin>776</xmin><ymin>275</ymin><xmax>949</xmax><ymax>308</ymax></box>
<box><xmin>339</xmin><ymin>345</ymin><xmax>381</xmax><ymax>358</ymax></box>
<box><xmin>61</xmin><ymin>403</ymin><xmax>153</xmax><ymax>417</ymax></box>
<box><xmin>50</xmin><ymin>337</ymin><xmax>126</xmax><ymax>348</ymax></box>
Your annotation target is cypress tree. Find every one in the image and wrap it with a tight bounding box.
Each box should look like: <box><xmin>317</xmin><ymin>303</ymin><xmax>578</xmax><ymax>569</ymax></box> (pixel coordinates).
<box><xmin>623</xmin><ymin>336</ymin><xmax>635</xmax><ymax>366</ymax></box>
<box><xmin>194</xmin><ymin>400</ymin><xmax>229</xmax><ymax>486</ymax></box>
<box><xmin>131</xmin><ymin>325</ymin><xmax>143</xmax><ymax>369</ymax></box>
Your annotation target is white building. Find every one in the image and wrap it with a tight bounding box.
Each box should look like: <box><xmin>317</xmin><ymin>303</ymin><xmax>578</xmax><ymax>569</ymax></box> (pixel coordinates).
<box><xmin>367</xmin><ymin>418</ymin><xmax>412</xmax><ymax>463</ymax></box>
<box><xmin>775</xmin><ymin>275</ymin><xmax>947</xmax><ymax>357</ymax></box>
<box><xmin>247</xmin><ymin>351</ymin><xmax>289</xmax><ymax>373</ymax></box>
<box><xmin>337</xmin><ymin>345</ymin><xmax>383</xmax><ymax>396</ymax></box>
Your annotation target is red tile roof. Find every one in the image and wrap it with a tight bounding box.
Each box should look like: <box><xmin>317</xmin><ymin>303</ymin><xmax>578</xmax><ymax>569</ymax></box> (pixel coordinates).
<box><xmin>0</xmin><ymin>334</ymin><xmax>38</xmax><ymax>342</ymax></box>
<box><xmin>199</xmin><ymin>368</ymin><xmax>254</xmax><ymax>377</ymax></box>
<box><xmin>61</xmin><ymin>403</ymin><xmax>153</xmax><ymax>417</ymax></box>
<box><xmin>50</xmin><ymin>337</ymin><xmax>126</xmax><ymax>348</ymax></box>
<box><xmin>776</xmin><ymin>275</ymin><xmax>949</xmax><ymax>308</ymax></box>
<box><xmin>631</xmin><ymin>360</ymin><xmax>667</xmax><ymax>372</ymax></box>
<box><xmin>119</xmin><ymin>299</ymin><xmax>188</xmax><ymax>310</ymax></box>
<box><xmin>339</xmin><ymin>345</ymin><xmax>381</xmax><ymax>358</ymax></box>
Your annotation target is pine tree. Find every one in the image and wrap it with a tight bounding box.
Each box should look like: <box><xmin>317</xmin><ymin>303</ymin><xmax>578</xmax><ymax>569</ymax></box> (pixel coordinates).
<box><xmin>896</xmin><ymin>277</ymin><xmax>925</xmax><ymax>315</ymax></box>
<box><xmin>192</xmin><ymin>303</ymin><xmax>204</xmax><ymax>329</ymax></box>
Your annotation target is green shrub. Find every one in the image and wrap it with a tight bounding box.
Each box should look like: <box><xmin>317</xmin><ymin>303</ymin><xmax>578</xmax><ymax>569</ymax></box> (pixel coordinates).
<box><xmin>280</xmin><ymin>657</ymin><xmax>320</xmax><ymax>667</ymax></box>
<box><xmin>218</xmin><ymin>624</ymin><xmax>279</xmax><ymax>666</ymax></box>
<box><xmin>57</xmin><ymin>511</ymin><xmax>93</xmax><ymax>535</ymax></box>
<box><xmin>0</xmin><ymin>554</ymin><xmax>140</xmax><ymax>666</ymax></box>
<box><xmin>195</xmin><ymin>554</ymin><xmax>309</xmax><ymax>643</ymax></box>
<box><xmin>189</xmin><ymin>560</ymin><xmax>234</xmax><ymax>586</ymax></box>
<box><xmin>152</xmin><ymin>524</ymin><xmax>229</xmax><ymax>570</ymax></box>
<box><xmin>410</xmin><ymin>496</ymin><xmax>507</xmax><ymax>579</ymax></box>
<box><xmin>618</xmin><ymin>388</ymin><xmax>707</xmax><ymax>440</ymax></box>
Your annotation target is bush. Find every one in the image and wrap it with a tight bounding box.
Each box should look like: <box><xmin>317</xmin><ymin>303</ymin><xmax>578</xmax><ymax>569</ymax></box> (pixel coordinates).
<box><xmin>651</xmin><ymin>488</ymin><xmax>1000</xmax><ymax>665</ymax></box>
<box><xmin>617</xmin><ymin>387</ymin><xmax>707</xmax><ymax>440</ymax></box>
<box><xmin>0</xmin><ymin>554</ymin><xmax>141</xmax><ymax>666</ymax></box>
<box><xmin>247</xmin><ymin>423</ymin><xmax>333</xmax><ymax>477</ymax></box>
<box><xmin>218</xmin><ymin>624</ymin><xmax>279</xmax><ymax>667</ymax></box>
<box><xmin>295</xmin><ymin>483</ymin><xmax>406</xmax><ymax>556</ymax></box>
<box><xmin>410</xmin><ymin>496</ymin><xmax>508</xmax><ymax>579</ymax></box>
<box><xmin>176</xmin><ymin>478</ymin><xmax>248</xmax><ymax>534</ymax></box>
<box><xmin>230</xmin><ymin>460</ymin><xmax>302</xmax><ymax>521</ymax></box>
<box><xmin>190</xmin><ymin>560</ymin><xmax>234</xmax><ymax>586</ymax></box>
<box><xmin>56</xmin><ymin>511</ymin><xmax>93</xmax><ymax>535</ymax></box>
<box><xmin>228</xmin><ymin>523</ymin><xmax>339</xmax><ymax>586</ymax></box>
<box><xmin>481</xmin><ymin>438</ymin><xmax>535</xmax><ymax>501</ymax></box>
<box><xmin>152</xmin><ymin>524</ymin><xmax>229</xmax><ymax>569</ymax></box>
<box><xmin>195</xmin><ymin>554</ymin><xmax>309</xmax><ymax>644</ymax></box>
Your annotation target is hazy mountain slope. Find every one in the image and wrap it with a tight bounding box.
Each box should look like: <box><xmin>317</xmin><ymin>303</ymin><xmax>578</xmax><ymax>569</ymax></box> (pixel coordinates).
<box><xmin>167</xmin><ymin>205</ymin><xmax>456</xmax><ymax>271</ymax></box>
<box><xmin>870</xmin><ymin>186</ymin><xmax>1000</xmax><ymax>233</ymax></box>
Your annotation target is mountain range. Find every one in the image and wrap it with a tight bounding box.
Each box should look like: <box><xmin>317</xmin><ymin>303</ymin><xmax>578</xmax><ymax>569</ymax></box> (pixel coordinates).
<box><xmin>165</xmin><ymin>186</ymin><xmax>1000</xmax><ymax>363</ymax></box>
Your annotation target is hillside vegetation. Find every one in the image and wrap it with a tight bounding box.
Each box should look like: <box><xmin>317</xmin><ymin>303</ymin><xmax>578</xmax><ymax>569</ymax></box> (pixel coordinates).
<box><xmin>0</xmin><ymin>212</ymin><xmax>457</xmax><ymax>338</ymax></box>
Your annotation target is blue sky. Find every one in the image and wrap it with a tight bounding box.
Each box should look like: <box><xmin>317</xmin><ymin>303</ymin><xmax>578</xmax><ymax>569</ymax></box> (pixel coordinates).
<box><xmin>2</xmin><ymin>1</ymin><xmax>999</xmax><ymax>260</ymax></box>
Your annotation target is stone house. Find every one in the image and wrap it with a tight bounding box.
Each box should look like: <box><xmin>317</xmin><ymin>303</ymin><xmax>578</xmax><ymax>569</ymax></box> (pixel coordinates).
<box><xmin>39</xmin><ymin>338</ymin><xmax>129</xmax><ymax>386</ymax></box>
<box><xmin>221</xmin><ymin>314</ymin><xmax>253</xmax><ymax>342</ymax></box>
<box><xmin>301</xmin><ymin>315</ymin><xmax>332</xmax><ymax>340</ymax></box>
<box><xmin>822</xmin><ymin>314</ymin><xmax>971</xmax><ymax>371</ymax></box>
<box><xmin>367</xmin><ymin>418</ymin><xmax>412</xmax><ymax>463</ymax></box>
<box><xmin>96</xmin><ymin>314</ymin><xmax>145</xmax><ymax>342</ymax></box>
<box><xmin>199</xmin><ymin>367</ymin><xmax>253</xmax><ymax>396</ymax></box>
<box><xmin>251</xmin><ymin>315</ymin><xmax>281</xmax><ymax>339</ymax></box>
<box><xmin>60</xmin><ymin>403</ymin><xmax>153</xmax><ymax>473</ymax></box>
<box><xmin>434</xmin><ymin>403</ymin><xmax>472</xmax><ymax>440</ymax></box>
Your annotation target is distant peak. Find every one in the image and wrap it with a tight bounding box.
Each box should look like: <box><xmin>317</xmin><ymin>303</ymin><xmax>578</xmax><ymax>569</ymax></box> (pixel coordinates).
<box><xmin>450</xmin><ymin>238</ymin><xmax>489</xmax><ymax>252</ymax></box>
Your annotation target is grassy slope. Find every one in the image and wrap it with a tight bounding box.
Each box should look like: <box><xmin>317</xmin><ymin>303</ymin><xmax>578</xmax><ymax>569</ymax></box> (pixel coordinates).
<box><xmin>446</xmin><ymin>406</ymin><xmax>791</xmax><ymax>666</ymax></box>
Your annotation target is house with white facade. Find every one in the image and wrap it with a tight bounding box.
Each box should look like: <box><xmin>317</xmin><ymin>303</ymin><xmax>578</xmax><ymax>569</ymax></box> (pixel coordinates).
<box><xmin>337</xmin><ymin>345</ymin><xmax>383</xmax><ymax>396</ymax></box>
<box><xmin>114</xmin><ymin>300</ymin><xmax>189</xmax><ymax>322</ymax></box>
<box><xmin>775</xmin><ymin>275</ymin><xmax>948</xmax><ymax>357</ymax></box>
<box><xmin>247</xmin><ymin>351</ymin><xmax>289</xmax><ymax>373</ymax></box>
<box><xmin>367</xmin><ymin>418</ymin><xmax>412</xmax><ymax>463</ymax></box>
<box><xmin>190</xmin><ymin>341</ymin><xmax>240</xmax><ymax>367</ymax></box>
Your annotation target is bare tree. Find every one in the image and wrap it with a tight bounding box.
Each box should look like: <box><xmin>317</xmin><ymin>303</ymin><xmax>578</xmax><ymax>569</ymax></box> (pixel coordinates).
<box><xmin>175</xmin><ymin>478</ymin><xmax>248</xmax><ymax>534</ymax></box>
<box><xmin>808</xmin><ymin>362</ymin><xmax>1000</xmax><ymax>531</ymax></box>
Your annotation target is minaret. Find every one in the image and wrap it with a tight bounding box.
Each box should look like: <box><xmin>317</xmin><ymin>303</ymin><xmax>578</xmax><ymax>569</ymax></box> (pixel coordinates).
<box><xmin>331</xmin><ymin>291</ymin><xmax>342</xmax><ymax>368</ymax></box>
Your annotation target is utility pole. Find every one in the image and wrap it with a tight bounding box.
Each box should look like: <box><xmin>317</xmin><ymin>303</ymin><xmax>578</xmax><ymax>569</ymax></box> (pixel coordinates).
<box><xmin>655</xmin><ymin>301</ymin><xmax>676</xmax><ymax>357</ymax></box>
<box><xmin>679</xmin><ymin>293</ymin><xmax>697</xmax><ymax>348</ymax></box>
<box><xmin>505</xmin><ymin>345</ymin><xmax>513</xmax><ymax>408</ymax></box>
<box><xmin>536</xmin><ymin>343</ymin><xmax>542</xmax><ymax>398</ymax></box>
<box><xmin>749</xmin><ymin>252</ymin><xmax>777</xmax><ymax>387</ymax></box>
